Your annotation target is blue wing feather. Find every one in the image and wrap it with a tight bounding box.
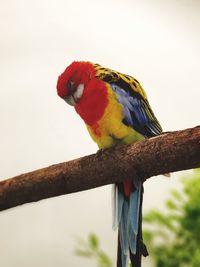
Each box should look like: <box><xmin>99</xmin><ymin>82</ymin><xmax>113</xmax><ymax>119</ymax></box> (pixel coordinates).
<box><xmin>110</xmin><ymin>83</ymin><xmax>162</xmax><ymax>137</ymax></box>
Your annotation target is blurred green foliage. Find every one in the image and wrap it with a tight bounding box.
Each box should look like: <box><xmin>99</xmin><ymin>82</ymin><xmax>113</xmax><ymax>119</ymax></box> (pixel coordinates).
<box><xmin>74</xmin><ymin>233</ymin><xmax>113</xmax><ymax>267</ymax></box>
<box><xmin>74</xmin><ymin>169</ymin><xmax>200</xmax><ymax>267</ymax></box>
<box><xmin>74</xmin><ymin>232</ymin><xmax>132</xmax><ymax>267</ymax></box>
<box><xmin>144</xmin><ymin>169</ymin><xmax>200</xmax><ymax>267</ymax></box>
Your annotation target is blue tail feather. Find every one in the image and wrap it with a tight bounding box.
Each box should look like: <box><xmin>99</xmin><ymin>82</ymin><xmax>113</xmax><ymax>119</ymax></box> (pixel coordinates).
<box><xmin>129</xmin><ymin>181</ymin><xmax>141</xmax><ymax>234</ymax></box>
<box><xmin>119</xmin><ymin>200</ymin><xmax>129</xmax><ymax>255</ymax></box>
<box><xmin>114</xmin><ymin>180</ymin><xmax>142</xmax><ymax>267</ymax></box>
<box><xmin>128</xmin><ymin>226</ymin><xmax>137</xmax><ymax>255</ymax></box>
<box><xmin>121</xmin><ymin>252</ymin><xmax>128</xmax><ymax>267</ymax></box>
<box><xmin>112</xmin><ymin>184</ymin><xmax>118</xmax><ymax>230</ymax></box>
<box><xmin>112</xmin><ymin>185</ymin><xmax>124</xmax><ymax>230</ymax></box>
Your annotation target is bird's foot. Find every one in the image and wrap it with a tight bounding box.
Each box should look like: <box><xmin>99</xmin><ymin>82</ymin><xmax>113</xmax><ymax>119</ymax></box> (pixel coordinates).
<box><xmin>95</xmin><ymin>149</ymin><xmax>104</xmax><ymax>161</ymax></box>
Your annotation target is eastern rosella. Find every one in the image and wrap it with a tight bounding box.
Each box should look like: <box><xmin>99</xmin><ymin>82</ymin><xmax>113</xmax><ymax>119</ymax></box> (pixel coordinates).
<box><xmin>57</xmin><ymin>61</ymin><xmax>163</xmax><ymax>267</ymax></box>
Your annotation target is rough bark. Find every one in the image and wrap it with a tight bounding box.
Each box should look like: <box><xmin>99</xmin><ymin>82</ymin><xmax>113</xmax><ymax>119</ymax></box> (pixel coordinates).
<box><xmin>0</xmin><ymin>126</ymin><xmax>199</xmax><ymax>211</ymax></box>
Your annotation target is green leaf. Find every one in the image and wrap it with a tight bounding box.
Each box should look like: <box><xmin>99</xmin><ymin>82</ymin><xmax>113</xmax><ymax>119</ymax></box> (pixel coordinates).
<box><xmin>97</xmin><ymin>251</ymin><xmax>112</xmax><ymax>267</ymax></box>
<box><xmin>144</xmin><ymin>210</ymin><xmax>175</xmax><ymax>230</ymax></box>
<box><xmin>165</xmin><ymin>199</ymin><xmax>178</xmax><ymax>210</ymax></box>
<box><xmin>88</xmin><ymin>233</ymin><xmax>99</xmax><ymax>250</ymax></box>
<box><xmin>74</xmin><ymin>233</ymin><xmax>113</xmax><ymax>266</ymax></box>
<box><xmin>170</xmin><ymin>189</ymin><xmax>183</xmax><ymax>202</ymax></box>
<box><xmin>75</xmin><ymin>249</ymin><xmax>93</xmax><ymax>257</ymax></box>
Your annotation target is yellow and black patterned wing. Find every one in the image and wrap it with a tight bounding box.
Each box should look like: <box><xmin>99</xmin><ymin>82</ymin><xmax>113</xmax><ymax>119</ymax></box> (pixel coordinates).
<box><xmin>94</xmin><ymin>64</ymin><xmax>162</xmax><ymax>137</ymax></box>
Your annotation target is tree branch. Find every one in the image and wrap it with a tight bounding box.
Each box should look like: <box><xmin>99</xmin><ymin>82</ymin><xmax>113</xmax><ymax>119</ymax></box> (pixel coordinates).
<box><xmin>0</xmin><ymin>126</ymin><xmax>200</xmax><ymax>211</ymax></box>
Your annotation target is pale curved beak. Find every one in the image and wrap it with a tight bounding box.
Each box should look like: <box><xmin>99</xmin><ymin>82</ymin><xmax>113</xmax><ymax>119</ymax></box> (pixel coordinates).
<box><xmin>63</xmin><ymin>95</ymin><xmax>76</xmax><ymax>106</ymax></box>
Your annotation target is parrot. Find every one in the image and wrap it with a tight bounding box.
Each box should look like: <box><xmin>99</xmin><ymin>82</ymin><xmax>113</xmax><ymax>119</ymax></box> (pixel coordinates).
<box><xmin>56</xmin><ymin>61</ymin><xmax>163</xmax><ymax>267</ymax></box>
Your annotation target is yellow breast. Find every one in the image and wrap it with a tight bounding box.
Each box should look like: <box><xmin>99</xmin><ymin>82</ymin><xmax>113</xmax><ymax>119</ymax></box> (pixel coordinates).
<box><xmin>86</xmin><ymin>84</ymin><xmax>144</xmax><ymax>149</ymax></box>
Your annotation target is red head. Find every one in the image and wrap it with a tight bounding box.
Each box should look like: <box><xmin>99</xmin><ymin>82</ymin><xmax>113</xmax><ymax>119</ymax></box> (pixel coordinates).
<box><xmin>57</xmin><ymin>61</ymin><xmax>108</xmax><ymax>126</ymax></box>
<box><xmin>57</xmin><ymin>61</ymin><xmax>96</xmax><ymax>106</ymax></box>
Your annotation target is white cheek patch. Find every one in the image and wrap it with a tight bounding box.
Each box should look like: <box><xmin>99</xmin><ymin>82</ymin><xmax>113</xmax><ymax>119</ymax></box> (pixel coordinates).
<box><xmin>74</xmin><ymin>83</ymin><xmax>84</xmax><ymax>100</ymax></box>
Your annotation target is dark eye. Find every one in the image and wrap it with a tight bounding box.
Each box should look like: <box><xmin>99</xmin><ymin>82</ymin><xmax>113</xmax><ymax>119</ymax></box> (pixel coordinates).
<box><xmin>67</xmin><ymin>80</ymin><xmax>74</xmax><ymax>91</ymax></box>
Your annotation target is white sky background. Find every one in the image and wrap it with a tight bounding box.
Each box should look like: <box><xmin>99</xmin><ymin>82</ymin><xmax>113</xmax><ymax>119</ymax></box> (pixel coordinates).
<box><xmin>0</xmin><ymin>0</ymin><xmax>199</xmax><ymax>266</ymax></box>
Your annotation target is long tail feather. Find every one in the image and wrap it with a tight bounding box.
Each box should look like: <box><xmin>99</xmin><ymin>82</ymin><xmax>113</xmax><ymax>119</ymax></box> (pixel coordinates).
<box><xmin>112</xmin><ymin>185</ymin><xmax>124</xmax><ymax>230</ymax></box>
<box><xmin>117</xmin><ymin>233</ymin><xmax>128</xmax><ymax>267</ymax></box>
<box><xmin>130</xmin><ymin>184</ymin><xmax>143</xmax><ymax>267</ymax></box>
<box><xmin>119</xmin><ymin>200</ymin><xmax>129</xmax><ymax>255</ymax></box>
<box><xmin>129</xmin><ymin>182</ymin><xmax>141</xmax><ymax>235</ymax></box>
<box><xmin>115</xmin><ymin>180</ymin><xmax>148</xmax><ymax>267</ymax></box>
